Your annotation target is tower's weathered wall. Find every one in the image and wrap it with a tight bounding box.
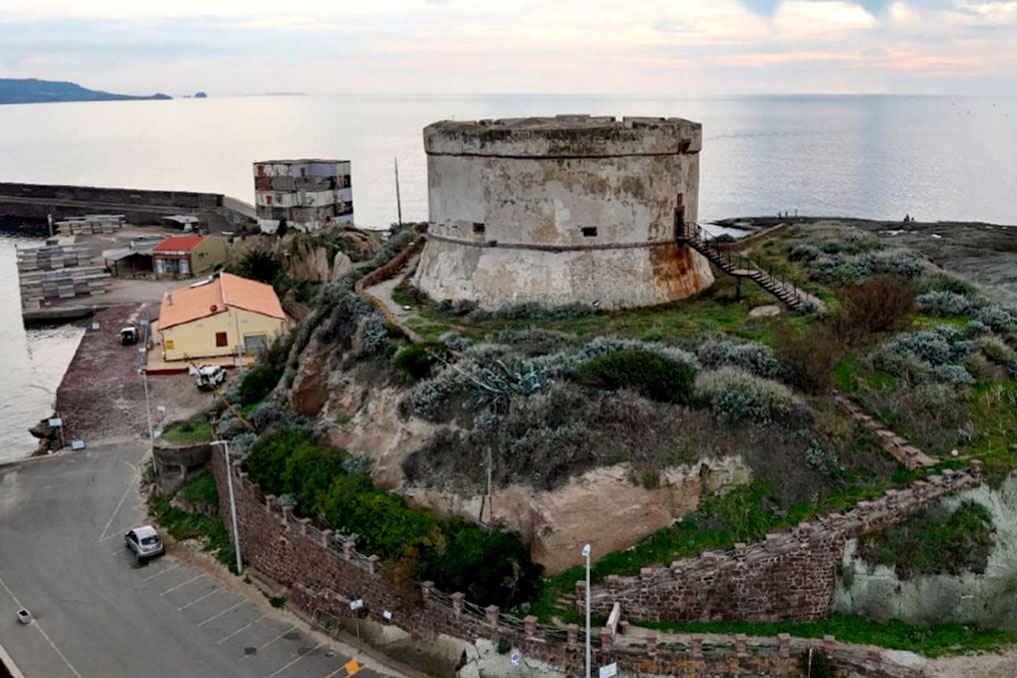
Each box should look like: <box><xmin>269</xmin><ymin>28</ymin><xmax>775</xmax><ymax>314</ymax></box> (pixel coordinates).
<box><xmin>414</xmin><ymin>115</ymin><xmax>714</xmax><ymax>310</ymax></box>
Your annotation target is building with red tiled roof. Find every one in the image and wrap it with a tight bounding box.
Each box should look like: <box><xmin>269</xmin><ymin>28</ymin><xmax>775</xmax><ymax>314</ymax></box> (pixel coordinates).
<box><xmin>158</xmin><ymin>273</ymin><xmax>287</xmax><ymax>361</ymax></box>
<box><xmin>153</xmin><ymin>234</ymin><xmax>227</xmax><ymax>277</ymax></box>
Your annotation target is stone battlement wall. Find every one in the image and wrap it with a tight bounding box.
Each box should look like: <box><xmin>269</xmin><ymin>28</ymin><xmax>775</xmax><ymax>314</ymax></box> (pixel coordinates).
<box><xmin>210</xmin><ymin>451</ymin><xmax>950</xmax><ymax>677</ymax></box>
<box><xmin>585</xmin><ymin>464</ymin><xmax>982</xmax><ymax>623</ymax></box>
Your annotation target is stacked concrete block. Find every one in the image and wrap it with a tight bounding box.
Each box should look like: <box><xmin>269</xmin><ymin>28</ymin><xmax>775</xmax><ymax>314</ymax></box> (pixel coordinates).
<box><xmin>55</xmin><ymin>214</ymin><xmax>125</xmax><ymax>235</ymax></box>
<box><xmin>253</xmin><ymin>159</ymin><xmax>353</xmax><ymax>233</ymax></box>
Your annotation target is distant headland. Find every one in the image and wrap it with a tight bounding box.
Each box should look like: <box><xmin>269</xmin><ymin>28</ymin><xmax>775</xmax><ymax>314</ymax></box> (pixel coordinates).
<box><xmin>0</xmin><ymin>78</ymin><xmax>172</xmax><ymax>105</ymax></box>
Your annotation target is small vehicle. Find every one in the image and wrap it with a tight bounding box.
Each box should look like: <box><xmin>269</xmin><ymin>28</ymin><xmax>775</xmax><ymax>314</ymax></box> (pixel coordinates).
<box><xmin>189</xmin><ymin>364</ymin><xmax>227</xmax><ymax>391</ymax></box>
<box><xmin>124</xmin><ymin>525</ymin><xmax>165</xmax><ymax>562</ymax></box>
<box><xmin>120</xmin><ymin>326</ymin><xmax>138</xmax><ymax>345</ymax></box>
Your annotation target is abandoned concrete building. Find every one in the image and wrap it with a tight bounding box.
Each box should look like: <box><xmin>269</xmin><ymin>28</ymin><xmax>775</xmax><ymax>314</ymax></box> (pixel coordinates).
<box><xmin>413</xmin><ymin>115</ymin><xmax>714</xmax><ymax>310</ymax></box>
<box><xmin>254</xmin><ymin>159</ymin><xmax>353</xmax><ymax>234</ymax></box>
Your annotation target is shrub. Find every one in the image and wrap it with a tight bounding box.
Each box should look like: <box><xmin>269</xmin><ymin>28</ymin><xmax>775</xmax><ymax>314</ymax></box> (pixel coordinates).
<box><xmin>238</xmin><ymin>364</ymin><xmax>282</xmax><ymax>406</ymax></box>
<box><xmin>873</xmin><ymin>250</ymin><xmax>928</xmax><ymax>278</ymax></box>
<box><xmin>856</xmin><ymin>501</ymin><xmax>995</xmax><ymax>579</ymax></box>
<box><xmin>880</xmin><ymin>331</ymin><xmax>954</xmax><ymax>366</ymax></box>
<box><xmin>919</xmin><ymin>270</ymin><xmax>978</xmax><ymax>296</ymax></box>
<box><xmin>577</xmin><ymin>350</ymin><xmax>696</xmax><ymax>404</ymax></box>
<box><xmin>694</xmin><ymin>367</ymin><xmax>804</xmax><ymax>425</ymax></box>
<box><xmin>244</xmin><ymin>426</ymin><xmax>542</xmax><ymax>607</ymax></box>
<box><xmin>417</xmin><ymin>519</ymin><xmax>543</xmax><ymax>609</ymax></box>
<box><xmin>965</xmin><ymin>320</ymin><xmax>990</xmax><ymax>336</ymax></box>
<box><xmin>931</xmin><ymin>364</ymin><xmax>974</xmax><ymax>385</ymax></box>
<box><xmin>830</xmin><ymin>275</ymin><xmax>916</xmax><ymax>345</ymax></box>
<box><xmin>961</xmin><ymin>352</ymin><xmax>995</xmax><ymax>382</ymax></box>
<box><xmin>235</xmin><ymin>248</ymin><xmax>281</xmax><ymax>285</ymax></box>
<box><xmin>440</xmin><ymin>331</ymin><xmax>474</xmax><ymax>352</ymax></box>
<box><xmin>774</xmin><ymin>323</ymin><xmax>844</xmax><ymax>393</ymax></box>
<box><xmin>352</xmin><ymin>315</ymin><xmax>389</xmax><ymax>357</ymax></box>
<box><xmin>915</xmin><ymin>291</ymin><xmax>980</xmax><ymax>317</ymax></box>
<box><xmin>976</xmin><ymin>306</ymin><xmax>1017</xmax><ymax>333</ymax></box>
<box><xmin>395</xmin><ymin>343</ymin><xmax>451</xmax><ymax>380</ymax></box>
<box><xmin>697</xmin><ymin>339</ymin><xmax>783</xmax><ymax>379</ymax></box>
<box><xmin>977</xmin><ymin>335</ymin><xmax>1016</xmax><ymax>365</ymax></box>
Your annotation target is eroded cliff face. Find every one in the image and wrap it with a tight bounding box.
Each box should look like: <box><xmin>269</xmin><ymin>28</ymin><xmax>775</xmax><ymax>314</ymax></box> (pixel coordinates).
<box><xmin>229</xmin><ymin>228</ymin><xmax>381</xmax><ymax>283</ymax></box>
<box><xmin>404</xmin><ymin>457</ymin><xmax>751</xmax><ymax>573</ymax></box>
<box><xmin>835</xmin><ymin>473</ymin><xmax>1017</xmax><ymax>626</ymax></box>
<box><xmin>290</xmin><ymin>354</ymin><xmax>752</xmax><ymax>574</ymax></box>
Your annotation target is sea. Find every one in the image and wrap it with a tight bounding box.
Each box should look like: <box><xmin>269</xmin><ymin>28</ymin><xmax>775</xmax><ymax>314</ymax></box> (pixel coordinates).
<box><xmin>1</xmin><ymin>93</ymin><xmax>1015</xmax><ymax>461</ymax></box>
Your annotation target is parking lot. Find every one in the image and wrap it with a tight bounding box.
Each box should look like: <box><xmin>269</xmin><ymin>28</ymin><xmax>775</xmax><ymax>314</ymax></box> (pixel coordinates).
<box><xmin>0</xmin><ymin>442</ymin><xmax>402</xmax><ymax>678</ymax></box>
<box><xmin>111</xmin><ymin>550</ymin><xmax>377</xmax><ymax>678</ymax></box>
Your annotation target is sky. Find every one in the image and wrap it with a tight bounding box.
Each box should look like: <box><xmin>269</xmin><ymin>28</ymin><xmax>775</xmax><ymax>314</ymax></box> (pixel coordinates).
<box><xmin>0</xmin><ymin>0</ymin><xmax>1015</xmax><ymax>96</ymax></box>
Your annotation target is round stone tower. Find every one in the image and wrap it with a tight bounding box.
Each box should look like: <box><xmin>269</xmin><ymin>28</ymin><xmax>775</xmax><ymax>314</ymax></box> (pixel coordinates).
<box><xmin>413</xmin><ymin>115</ymin><xmax>714</xmax><ymax>310</ymax></box>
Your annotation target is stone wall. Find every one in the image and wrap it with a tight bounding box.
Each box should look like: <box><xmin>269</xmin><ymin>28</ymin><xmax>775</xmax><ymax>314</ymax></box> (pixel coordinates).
<box><xmin>210</xmin><ymin>450</ymin><xmax>942</xmax><ymax>677</ymax></box>
<box><xmin>586</xmin><ymin>465</ymin><xmax>982</xmax><ymax>623</ymax></box>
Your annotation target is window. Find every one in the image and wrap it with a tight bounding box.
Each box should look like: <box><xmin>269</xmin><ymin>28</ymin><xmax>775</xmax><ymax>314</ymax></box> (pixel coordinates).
<box><xmin>265</xmin><ymin>195</ymin><xmax>273</xmax><ymax>205</ymax></box>
<box><xmin>215</xmin><ymin>332</ymin><xmax>228</xmax><ymax>347</ymax></box>
<box><xmin>581</xmin><ymin>227</ymin><xmax>598</xmax><ymax>238</ymax></box>
<box><xmin>473</xmin><ymin>222</ymin><xmax>486</xmax><ymax>235</ymax></box>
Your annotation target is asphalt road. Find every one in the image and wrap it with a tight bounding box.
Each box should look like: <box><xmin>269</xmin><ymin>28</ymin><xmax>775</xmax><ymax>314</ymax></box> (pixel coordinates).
<box><xmin>0</xmin><ymin>442</ymin><xmax>388</xmax><ymax>678</ymax></box>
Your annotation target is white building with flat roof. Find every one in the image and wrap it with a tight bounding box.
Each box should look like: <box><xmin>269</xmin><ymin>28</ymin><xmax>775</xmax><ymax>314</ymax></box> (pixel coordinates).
<box><xmin>253</xmin><ymin>159</ymin><xmax>353</xmax><ymax>233</ymax></box>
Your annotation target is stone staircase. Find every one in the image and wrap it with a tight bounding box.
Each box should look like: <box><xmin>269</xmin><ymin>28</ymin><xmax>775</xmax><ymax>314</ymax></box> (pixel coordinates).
<box><xmin>834</xmin><ymin>392</ymin><xmax>937</xmax><ymax>469</ymax></box>
<box><xmin>679</xmin><ymin>221</ymin><xmax>824</xmax><ymax>311</ymax></box>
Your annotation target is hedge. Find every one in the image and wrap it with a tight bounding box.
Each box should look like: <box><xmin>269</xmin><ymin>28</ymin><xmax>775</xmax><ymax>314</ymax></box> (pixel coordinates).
<box><xmin>244</xmin><ymin>427</ymin><xmax>542</xmax><ymax>607</ymax></box>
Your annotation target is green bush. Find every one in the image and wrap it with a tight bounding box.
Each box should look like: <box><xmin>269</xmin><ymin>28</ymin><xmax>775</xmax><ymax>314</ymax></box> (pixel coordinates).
<box><xmin>694</xmin><ymin>367</ymin><xmax>803</xmax><ymax>425</ymax></box>
<box><xmin>577</xmin><ymin>350</ymin><xmax>696</xmax><ymax>404</ymax></box>
<box><xmin>856</xmin><ymin>500</ymin><xmax>995</xmax><ymax>579</ymax></box>
<box><xmin>977</xmin><ymin>336</ymin><xmax>1016</xmax><ymax>365</ymax></box>
<box><xmin>239</xmin><ymin>364</ymin><xmax>281</xmax><ymax>406</ymax></box>
<box><xmin>244</xmin><ymin>426</ymin><xmax>542</xmax><ymax>607</ymax></box>
<box><xmin>394</xmin><ymin>342</ymin><xmax>449</xmax><ymax>380</ymax></box>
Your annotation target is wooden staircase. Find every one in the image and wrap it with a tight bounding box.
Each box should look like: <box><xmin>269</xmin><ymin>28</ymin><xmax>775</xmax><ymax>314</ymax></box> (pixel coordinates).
<box><xmin>679</xmin><ymin>221</ymin><xmax>819</xmax><ymax>311</ymax></box>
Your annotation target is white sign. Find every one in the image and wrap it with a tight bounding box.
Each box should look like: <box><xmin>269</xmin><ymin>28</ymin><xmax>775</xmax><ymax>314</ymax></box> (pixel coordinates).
<box><xmin>48</xmin><ymin>417</ymin><xmax>62</xmax><ymax>427</ymax></box>
<box><xmin>599</xmin><ymin>663</ymin><xmax>618</xmax><ymax>678</ymax></box>
<box><xmin>350</xmin><ymin>599</ymin><xmax>363</xmax><ymax>610</ymax></box>
<box><xmin>70</xmin><ymin>439</ymin><xmax>86</xmax><ymax>451</ymax></box>
<box><xmin>90</xmin><ymin>322</ymin><xmax>100</xmax><ymax>331</ymax></box>
<box><xmin>382</xmin><ymin>610</ymin><xmax>392</xmax><ymax>620</ymax></box>
<box><xmin>510</xmin><ymin>651</ymin><xmax>520</xmax><ymax>667</ymax></box>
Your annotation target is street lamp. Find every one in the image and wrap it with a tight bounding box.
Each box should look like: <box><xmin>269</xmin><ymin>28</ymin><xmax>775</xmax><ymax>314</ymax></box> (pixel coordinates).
<box><xmin>138</xmin><ymin>347</ymin><xmax>153</xmax><ymax>442</ymax></box>
<box><xmin>582</xmin><ymin>543</ymin><xmax>591</xmax><ymax>678</ymax></box>
<box><xmin>210</xmin><ymin>440</ymin><xmax>243</xmax><ymax>575</ymax></box>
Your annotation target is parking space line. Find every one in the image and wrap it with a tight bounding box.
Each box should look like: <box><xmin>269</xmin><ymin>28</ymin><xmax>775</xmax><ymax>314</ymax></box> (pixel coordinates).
<box><xmin>265</xmin><ymin>642</ymin><xmax>322</xmax><ymax>677</ymax></box>
<box><xmin>217</xmin><ymin>614</ymin><xmax>265</xmax><ymax>643</ymax></box>
<box><xmin>97</xmin><ymin>465</ymin><xmax>138</xmax><ymax>543</ymax></box>
<box><xmin>178</xmin><ymin>586</ymin><xmax>222</xmax><ymax>611</ymax></box>
<box><xmin>242</xmin><ymin>625</ymin><xmax>295</xmax><ymax>659</ymax></box>
<box><xmin>143</xmin><ymin>562</ymin><xmax>179</xmax><ymax>581</ymax></box>
<box><xmin>197</xmin><ymin>599</ymin><xmax>249</xmax><ymax>627</ymax></box>
<box><xmin>160</xmin><ymin>573</ymin><xmax>204</xmax><ymax>596</ymax></box>
<box><xmin>0</xmin><ymin>574</ymin><xmax>84</xmax><ymax>678</ymax></box>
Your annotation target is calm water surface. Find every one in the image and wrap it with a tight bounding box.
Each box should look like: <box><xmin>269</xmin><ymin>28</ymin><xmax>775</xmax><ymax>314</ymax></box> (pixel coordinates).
<box><xmin>0</xmin><ymin>236</ymin><xmax>83</xmax><ymax>462</ymax></box>
<box><xmin>0</xmin><ymin>94</ymin><xmax>1015</xmax><ymax>227</ymax></box>
<box><xmin>1</xmin><ymin>94</ymin><xmax>1015</xmax><ymax>460</ymax></box>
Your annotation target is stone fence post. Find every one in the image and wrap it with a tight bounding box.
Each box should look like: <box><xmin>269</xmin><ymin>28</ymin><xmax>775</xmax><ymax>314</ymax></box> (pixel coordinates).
<box><xmin>567</xmin><ymin>624</ymin><xmax>578</xmax><ymax>650</ymax></box>
<box><xmin>451</xmin><ymin>592</ymin><xmax>465</xmax><ymax>616</ymax></box>
<box><xmin>691</xmin><ymin>634</ymin><xmax>702</xmax><ymax>659</ymax></box>
<box><xmin>367</xmin><ymin>554</ymin><xmax>380</xmax><ymax>575</ymax></box>
<box><xmin>485</xmin><ymin>605</ymin><xmax>499</xmax><ymax>627</ymax></box>
<box><xmin>524</xmin><ymin>615</ymin><xmax>537</xmax><ymax>638</ymax></box>
<box><xmin>343</xmin><ymin>541</ymin><xmax>355</xmax><ymax>561</ymax></box>
<box><xmin>421</xmin><ymin>581</ymin><xmax>433</xmax><ymax>604</ymax></box>
<box><xmin>778</xmin><ymin>633</ymin><xmax>790</xmax><ymax>658</ymax></box>
<box><xmin>320</xmin><ymin>529</ymin><xmax>332</xmax><ymax>549</ymax></box>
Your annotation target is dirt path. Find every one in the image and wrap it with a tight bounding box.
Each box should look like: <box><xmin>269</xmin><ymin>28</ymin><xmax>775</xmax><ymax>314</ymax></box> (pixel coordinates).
<box><xmin>927</xmin><ymin>650</ymin><xmax>1017</xmax><ymax>677</ymax></box>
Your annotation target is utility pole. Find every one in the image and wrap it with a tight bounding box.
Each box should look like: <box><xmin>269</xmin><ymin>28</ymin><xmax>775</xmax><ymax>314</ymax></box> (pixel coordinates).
<box><xmin>394</xmin><ymin>158</ymin><xmax>403</xmax><ymax>226</ymax></box>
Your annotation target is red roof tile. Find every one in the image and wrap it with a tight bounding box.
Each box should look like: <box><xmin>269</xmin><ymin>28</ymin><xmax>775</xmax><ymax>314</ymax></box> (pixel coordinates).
<box><xmin>154</xmin><ymin>235</ymin><xmax>205</xmax><ymax>252</ymax></box>
<box><xmin>159</xmin><ymin>273</ymin><xmax>285</xmax><ymax>330</ymax></box>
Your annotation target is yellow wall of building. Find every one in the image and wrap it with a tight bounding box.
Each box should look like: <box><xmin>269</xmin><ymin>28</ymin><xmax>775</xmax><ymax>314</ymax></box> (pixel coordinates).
<box><xmin>161</xmin><ymin>307</ymin><xmax>284</xmax><ymax>361</ymax></box>
<box><xmin>191</xmin><ymin>236</ymin><xmax>227</xmax><ymax>274</ymax></box>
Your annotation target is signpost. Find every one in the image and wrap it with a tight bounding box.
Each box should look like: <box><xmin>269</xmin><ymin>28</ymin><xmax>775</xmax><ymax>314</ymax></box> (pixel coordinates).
<box><xmin>510</xmin><ymin>651</ymin><xmax>521</xmax><ymax>667</ymax></box>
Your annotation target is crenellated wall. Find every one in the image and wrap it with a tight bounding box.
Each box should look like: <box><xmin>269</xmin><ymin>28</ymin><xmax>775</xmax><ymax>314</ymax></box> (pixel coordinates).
<box><xmin>585</xmin><ymin>465</ymin><xmax>982</xmax><ymax>623</ymax></box>
<box><xmin>209</xmin><ymin>451</ymin><xmax>967</xmax><ymax>677</ymax></box>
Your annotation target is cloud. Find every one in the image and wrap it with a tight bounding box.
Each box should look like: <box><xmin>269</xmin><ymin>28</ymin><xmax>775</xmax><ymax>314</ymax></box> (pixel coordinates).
<box><xmin>0</xmin><ymin>0</ymin><xmax>1014</xmax><ymax>95</ymax></box>
<box><xmin>774</xmin><ymin>1</ymin><xmax>877</xmax><ymax>36</ymax></box>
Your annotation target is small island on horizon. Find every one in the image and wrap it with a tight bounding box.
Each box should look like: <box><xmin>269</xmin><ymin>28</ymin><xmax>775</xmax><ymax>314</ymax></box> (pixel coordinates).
<box><xmin>0</xmin><ymin>78</ymin><xmax>172</xmax><ymax>105</ymax></box>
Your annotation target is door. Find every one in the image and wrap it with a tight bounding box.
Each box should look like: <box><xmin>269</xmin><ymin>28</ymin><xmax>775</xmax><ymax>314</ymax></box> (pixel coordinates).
<box><xmin>674</xmin><ymin>193</ymin><xmax>686</xmax><ymax>239</ymax></box>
